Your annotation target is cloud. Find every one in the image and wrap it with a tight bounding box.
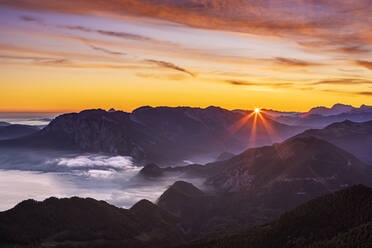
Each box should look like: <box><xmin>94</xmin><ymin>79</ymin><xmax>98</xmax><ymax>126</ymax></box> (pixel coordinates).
<box><xmin>86</xmin><ymin>43</ymin><xmax>127</xmax><ymax>56</ymax></box>
<box><xmin>226</xmin><ymin>80</ymin><xmax>293</xmax><ymax>88</ymax></box>
<box><xmin>0</xmin><ymin>54</ymin><xmax>70</xmax><ymax>65</ymax></box>
<box><xmin>146</xmin><ymin>59</ymin><xmax>195</xmax><ymax>77</ymax></box>
<box><xmin>311</xmin><ymin>78</ymin><xmax>372</xmax><ymax>85</ymax></box>
<box><xmin>356</xmin><ymin>60</ymin><xmax>372</xmax><ymax>70</ymax></box>
<box><xmin>4</xmin><ymin>0</ymin><xmax>372</xmax><ymax>49</ymax></box>
<box><xmin>274</xmin><ymin>57</ymin><xmax>321</xmax><ymax>67</ymax></box>
<box><xmin>298</xmin><ymin>41</ymin><xmax>371</xmax><ymax>55</ymax></box>
<box><xmin>357</xmin><ymin>91</ymin><xmax>372</xmax><ymax>96</ymax></box>
<box><xmin>47</xmin><ymin>154</ymin><xmax>136</xmax><ymax>170</ymax></box>
<box><xmin>20</xmin><ymin>15</ymin><xmax>42</xmax><ymax>23</ymax></box>
<box><xmin>61</xmin><ymin>25</ymin><xmax>152</xmax><ymax>42</ymax></box>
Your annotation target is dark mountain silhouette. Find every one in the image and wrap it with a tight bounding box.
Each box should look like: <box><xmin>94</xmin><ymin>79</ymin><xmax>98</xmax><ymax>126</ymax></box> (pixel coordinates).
<box><xmin>177</xmin><ymin>185</ymin><xmax>372</xmax><ymax>248</ymax></box>
<box><xmin>0</xmin><ymin>197</ymin><xmax>184</xmax><ymax>248</ymax></box>
<box><xmin>157</xmin><ymin>181</ymin><xmax>211</xmax><ymax>237</ymax></box>
<box><xmin>297</xmin><ymin>120</ymin><xmax>372</xmax><ymax>164</ymax></box>
<box><xmin>0</xmin><ymin>124</ymin><xmax>39</xmax><ymax>140</ymax></box>
<box><xmin>0</xmin><ymin>106</ymin><xmax>301</xmax><ymax>164</ymax></box>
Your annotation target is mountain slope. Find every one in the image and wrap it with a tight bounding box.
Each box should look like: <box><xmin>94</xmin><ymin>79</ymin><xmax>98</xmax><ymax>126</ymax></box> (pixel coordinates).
<box><xmin>297</xmin><ymin>120</ymin><xmax>372</xmax><ymax>164</ymax></box>
<box><xmin>0</xmin><ymin>106</ymin><xmax>301</xmax><ymax>164</ymax></box>
<box><xmin>177</xmin><ymin>185</ymin><xmax>372</xmax><ymax>248</ymax></box>
<box><xmin>156</xmin><ymin>136</ymin><xmax>370</xmax><ymax>236</ymax></box>
<box><xmin>206</xmin><ymin>136</ymin><xmax>368</xmax><ymax>194</ymax></box>
<box><xmin>0</xmin><ymin>197</ymin><xmax>184</xmax><ymax>248</ymax></box>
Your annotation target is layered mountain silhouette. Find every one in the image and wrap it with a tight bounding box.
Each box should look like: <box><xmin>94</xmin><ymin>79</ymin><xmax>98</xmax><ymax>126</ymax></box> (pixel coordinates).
<box><xmin>178</xmin><ymin>185</ymin><xmax>372</xmax><ymax>248</ymax></box>
<box><xmin>3</xmin><ymin>184</ymin><xmax>372</xmax><ymax>248</ymax></box>
<box><xmin>274</xmin><ymin>104</ymin><xmax>372</xmax><ymax>128</ymax></box>
<box><xmin>308</xmin><ymin>103</ymin><xmax>355</xmax><ymax>116</ymax></box>
<box><xmin>149</xmin><ymin>135</ymin><xmax>371</xmax><ymax>235</ymax></box>
<box><xmin>0</xmin><ymin>106</ymin><xmax>301</xmax><ymax>164</ymax></box>
<box><xmin>0</xmin><ymin>197</ymin><xmax>184</xmax><ymax>248</ymax></box>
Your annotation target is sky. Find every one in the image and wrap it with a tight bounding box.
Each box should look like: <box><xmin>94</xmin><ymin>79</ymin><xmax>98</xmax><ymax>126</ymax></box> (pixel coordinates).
<box><xmin>0</xmin><ymin>0</ymin><xmax>372</xmax><ymax>112</ymax></box>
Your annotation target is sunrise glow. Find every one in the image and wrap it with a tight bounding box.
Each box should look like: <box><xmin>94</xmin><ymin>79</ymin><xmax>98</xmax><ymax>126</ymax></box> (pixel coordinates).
<box><xmin>0</xmin><ymin>1</ymin><xmax>371</xmax><ymax>112</ymax></box>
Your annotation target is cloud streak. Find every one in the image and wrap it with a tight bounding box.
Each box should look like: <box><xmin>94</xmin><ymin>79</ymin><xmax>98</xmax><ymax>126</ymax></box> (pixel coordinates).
<box><xmin>274</xmin><ymin>57</ymin><xmax>321</xmax><ymax>67</ymax></box>
<box><xmin>146</xmin><ymin>59</ymin><xmax>195</xmax><ymax>77</ymax></box>
<box><xmin>4</xmin><ymin>0</ymin><xmax>372</xmax><ymax>50</ymax></box>
<box><xmin>84</xmin><ymin>43</ymin><xmax>127</xmax><ymax>56</ymax></box>
<box><xmin>356</xmin><ymin>60</ymin><xmax>372</xmax><ymax>70</ymax></box>
<box><xmin>311</xmin><ymin>78</ymin><xmax>372</xmax><ymax>86</ymax></box>
<box><xmin>226</xmin><ymin>80</ymin><xmax>293</xmax><ymax>88</ymax></box>
<box><xmin>61</xmin><ymin>25</ymin><xmax>152</xmax><ymax>42</ymax></box>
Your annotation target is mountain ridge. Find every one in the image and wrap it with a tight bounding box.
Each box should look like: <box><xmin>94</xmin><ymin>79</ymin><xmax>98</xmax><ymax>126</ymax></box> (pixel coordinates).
<box><xmin>0</xmin><ymin>106</ymin><xmax>301</xmax><ymax>164</ymax></box>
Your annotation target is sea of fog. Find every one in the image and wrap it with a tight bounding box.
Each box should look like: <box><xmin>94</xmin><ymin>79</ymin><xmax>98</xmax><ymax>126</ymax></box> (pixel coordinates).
<box><xmin>0</xmin><ymin>148</ymin><xmax>205</xmax><ymax>211</ymax></box>
<box><xmin>0</xmin><ymin>112</ymin><xmax>58</xmax><ymax>126</ymax></box>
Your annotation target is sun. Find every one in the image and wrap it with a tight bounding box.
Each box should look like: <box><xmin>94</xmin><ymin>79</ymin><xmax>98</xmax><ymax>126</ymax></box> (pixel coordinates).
<box><xmin>254</xmin><ymin>108</ymin><xmax>260</xmax><ymax>113</ymax></box>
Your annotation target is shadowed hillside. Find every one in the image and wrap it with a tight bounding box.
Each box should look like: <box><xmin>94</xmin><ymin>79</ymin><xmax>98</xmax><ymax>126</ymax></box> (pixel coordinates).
<box><xmin>177</xmin><ymin>185</ymin><xmax>372</xmax><ymax>248</ymax></box>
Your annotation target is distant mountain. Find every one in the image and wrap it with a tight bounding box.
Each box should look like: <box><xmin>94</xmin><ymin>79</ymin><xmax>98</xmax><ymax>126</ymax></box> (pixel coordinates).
<box><xmin>0</xmin><ymin>124</ymin><xmax>39</xmax><ymax>140</ymax></box>
<box><xmin>308</xmin><ymin>103</ymin><xmax>355</xmax><ymax>116</ymax></box>
<box><xmin>297</xmin><ymin>120</ymin><xmax>372</xmax><ymax>164</ymax></box>
<box><xmin>177</xmin><ymin>185</ymin><xmax>372</xmax><ymax>248</ymax></box>
<box><xmin>0</xmin><ymin>197</ymin><xmax>184</xmax><ymax>248</ymax></box>
<box><xmin>274</xmin><ymin>104</ymin><xmax>372</xmax><ymax>128</ymax></box>
<box><xmin>1</xmin><ymin>106</ymin><xmax>301</xmax><ymax>164</ymax></box>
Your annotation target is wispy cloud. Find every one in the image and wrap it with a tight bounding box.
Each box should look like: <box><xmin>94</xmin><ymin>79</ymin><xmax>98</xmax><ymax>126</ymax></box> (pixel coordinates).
<box><xmin>5</xmin><ymin>0</ymin><xmax>372</xmax><ymax>49</ymax></box>
<box><xmin>226</xmin><ymin>80</ymin><xmax>293</xmax><ymax>88</ymax></box>
<box><xmin>20</xmin><ymin>15</ymin><xmax>42</xmax><ymax>23</ymax></box>
<box><xmin>357</xmin><ymin>91</ymin><xmax>372</xmax><ymax>96</ymax></box>
<box><xmin>356</xmin><ymin>60</ymin><xmax>372</xmax><ymax>70</ymax></box>
<box><xmin>274</xmin><ymin>57</ymin><xmax>321</xmax><ymax>67</ymax></box>
<box><xmin>311</xmin><ymin>78</ymin><xmax>372</xmax><ymax>85</ymax></box>
<box><xmin>61</xmin><ymin>25</ymin><xmax>152</xmax><ymax>42</ymax></box>
<box><xmin>146</xmin><ymin>59</ymin><xmax>195</xmax><ymax>77</ymax></box>
<box><xmin>88</xmin><ymin>44</ymin><xmax>126</xmax><ymax>55</ymax></box>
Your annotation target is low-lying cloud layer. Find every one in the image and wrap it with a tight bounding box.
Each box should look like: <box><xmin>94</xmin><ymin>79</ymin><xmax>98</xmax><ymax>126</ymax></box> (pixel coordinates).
<box><xmin>0</xmin><ymin>148</ymin><xmax>205</xmax><ymax>211</ymax></box>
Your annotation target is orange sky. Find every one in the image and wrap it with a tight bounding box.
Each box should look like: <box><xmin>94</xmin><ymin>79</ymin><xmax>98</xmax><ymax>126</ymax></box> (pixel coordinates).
<box><xmin>0</xmin><ymin>0</ymin><xmax>372</xmax><ymax>112</ymax></box>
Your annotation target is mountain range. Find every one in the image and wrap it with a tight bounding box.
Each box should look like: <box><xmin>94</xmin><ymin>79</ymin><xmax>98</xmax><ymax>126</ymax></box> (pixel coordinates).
<box><xmin>2</xmin><ymin>183</ymin><xmax>372</xmax><ymax>248</ymax></box>
<box><xmin>270</xmin><ymin>104</ymin><xmax>372</xmax><ymax>128</ymax></box>
<box><xmin>139</xmin><ymin>134</ymin><xmax>372</xmax><ymax>236</ymax></box>
<box><xmin>0</xmin><ymin>106</ymin><xmax>301</xmax><ymax>164</ymax></box>
<box><xmin>2</xmin><ymin>104</ymin><xmax>372</xmax><ymax>247</ymax></box>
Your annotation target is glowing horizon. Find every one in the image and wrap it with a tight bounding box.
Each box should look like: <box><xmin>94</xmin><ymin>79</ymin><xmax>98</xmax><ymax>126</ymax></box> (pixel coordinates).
<box><xmin>1</xmin><ymin>1</ymin><xmax>372</xmax><ymax>112</ymax></box>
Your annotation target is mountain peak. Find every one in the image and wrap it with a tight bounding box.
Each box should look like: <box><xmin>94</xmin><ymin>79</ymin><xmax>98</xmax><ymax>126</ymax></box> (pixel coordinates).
<box><xmin>167</xmin><ymin>181</ymin><xmax>204</xmax><ymax>197</ymax></box>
